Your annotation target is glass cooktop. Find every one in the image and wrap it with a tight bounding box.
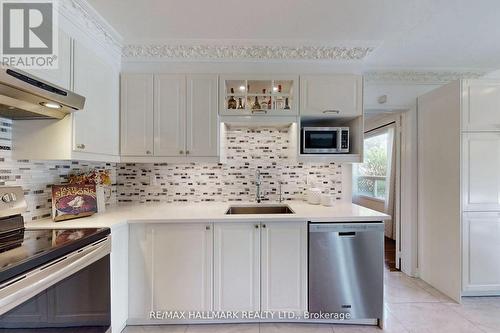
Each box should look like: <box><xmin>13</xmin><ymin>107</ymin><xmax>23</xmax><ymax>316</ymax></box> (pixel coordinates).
<box><xmin>0</xmin><ymin>228</ymin><xmax>110</xmax><ymax>284</ymax></box>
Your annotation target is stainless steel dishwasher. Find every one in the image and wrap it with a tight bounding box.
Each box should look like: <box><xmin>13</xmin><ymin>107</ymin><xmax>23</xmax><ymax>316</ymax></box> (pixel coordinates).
<box><xmin>308</xmin><ymin>222</ymin><xmax>384</xmax><ymax>321</ymax></box>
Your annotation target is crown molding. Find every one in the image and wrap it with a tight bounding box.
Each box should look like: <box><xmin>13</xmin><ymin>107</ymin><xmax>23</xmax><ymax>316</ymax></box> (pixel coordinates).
<box><xmin>364</xmin><ymin>70</ymin><xmax>486</xmax><ymax>84</ymax></box>
<box><xmin>59</xmin><ymin>0</ymin><xmax>123</xmax><ymax>53</ymax></box>
<box><xmin>122</xmin><ymin>44</ymin><xmax>375</xmax><ymax>61</ymax></box>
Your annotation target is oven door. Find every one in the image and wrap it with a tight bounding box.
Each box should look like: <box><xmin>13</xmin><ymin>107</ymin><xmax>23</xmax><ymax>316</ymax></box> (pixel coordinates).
<box><xmin>0</xmin><ymin>236</ymin><xmax>111</xmax><ymax>332</ymax></box>
<box><xmin>303</xmin><ymin>128</ymin><xmax>340</xmax><ymax>153</ymax></box>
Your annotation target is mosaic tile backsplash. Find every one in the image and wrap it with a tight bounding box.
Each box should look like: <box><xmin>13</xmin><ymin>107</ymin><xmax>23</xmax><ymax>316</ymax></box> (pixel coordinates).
<box><xmin>117</xmin><ymin>127</ymin><xmax>343</xmax><ymax>203</ymax></box>
<box><xmin>0</xmin><ymin>118</ymin><xmax>117</xmax><ymax>222</ymax></box>
<box><xmin>2</xmin><ymin>118</ymin><xmax>344</xmax><ymax>220</ymax></box>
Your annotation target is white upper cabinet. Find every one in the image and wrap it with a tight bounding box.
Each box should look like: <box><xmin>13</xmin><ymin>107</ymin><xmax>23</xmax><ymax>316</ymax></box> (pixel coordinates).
<box><xmin>462</xmin><ymin>212</ymin><xmax>500</xmax><ymax>294</ymax></box>
<box><xmin>462</xmin><ymin>80</ymin><xmax>500</xmax><ymax>131</ymax></box>
<box><xmin>261</xmin><ymin>221</ymin><xmax>307</xmax><ymax>313</ymax></box>
<box><xmin>462</xmin><ymin>133</ymin><xmax>500</xmax><ymax>211</ymax></box>
<box><xmin>187</xmin><ymin>75</ymin><xmax>219</xmax><ymax>157</ymax></box>
<box><xmin>154</xmin><ymin>74</ymin><xmax>186</xmax><ymax>156</ymax></box>
<box><xmin>300</xmin><ymin>74</ymin><xmax>362</xmax><ymax>117</ymax></box>
<box><xmin>72</xmin><ymin>40</ymin><xmax>119</xmax><ymax>156</ymax></box>
<box><xmin>214</xmin><ymin>223</ymin><xmax>260</xmax><ymax>312</ymax></box>
<box><xmin>23</xmin><ymin>29</ymin><xmax>72</xmax><ymax>90</ymax></box>
<box><xmin>120</xmin><ymin>74</ymin><xmax>154</xmax><ymax>156</ymax></box>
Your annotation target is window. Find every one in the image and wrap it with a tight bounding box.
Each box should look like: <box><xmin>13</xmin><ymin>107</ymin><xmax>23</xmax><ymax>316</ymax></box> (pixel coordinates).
<box><xmin>353</xmin><ymin>131</ymin><xmax>390</xmax><ymax>200</ymax></box>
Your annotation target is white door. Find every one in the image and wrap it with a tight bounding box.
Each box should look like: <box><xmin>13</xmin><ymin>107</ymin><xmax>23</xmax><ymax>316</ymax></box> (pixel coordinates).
<box><xmin>154</xmin><ymin>74</ymin><xmax>186</xmax><ymax>156</ymax></box>
<box><xmin>300</xmin><ymin>75</ymin><xmax>362</xmax><ymax>117</ymax></box>
<box><xmin>462</xmin><ymin>80</ymin><xmax>500</xmax><ymax>131</ymax></box>
<box><xmin>261</xmin><ymin>221</ymin><xmax>307</xmax><ymax>313</ymax></box>
<box><xmin>462</xmin><ymin>133</ymin><xmax>500</xmax><ymax>211</ymax></box>
<box><xmin>462</xmin><ymin>212</ymin><xmax>500</xmax><ymax>295</ymax></box>
<box><xmin>213</xmin><ymin>223</ymin><xmax>260</xmax><ymax>311</ymax></box>
<box><xmin>24</xmin><ymin>29</ymin><xmax>72</xmax><ymax>90</ymax></box>
<box><xmin>72</xmin><ymin>40</ymin><xmax>119</xmax><ymax>156</ymax></box>
<box><xmin>151</xmin><ymin>223</ymin><xmax>213</xmax><ymax>312</ymax></box>
<box><xmin>186</xmin><ymin>75</ymin><xmax>219</xmax><ymax>157</ymax></box>
<box><xmin>120</xmin><ymin>74</ymin><xmax>154</xmax><ymax>156</ymax></box>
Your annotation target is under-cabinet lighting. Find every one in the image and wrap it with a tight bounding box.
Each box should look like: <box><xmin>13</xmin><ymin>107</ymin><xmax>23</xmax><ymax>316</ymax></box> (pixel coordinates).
<box><xmin>239</xmin><ymin>85</ymin><xmax>246</xmax><ymax>91</ymax></box>
<box><xmin>40</xmin><ymin>102</ymin><xmax>62</xmax><ymax>109</ymax></box>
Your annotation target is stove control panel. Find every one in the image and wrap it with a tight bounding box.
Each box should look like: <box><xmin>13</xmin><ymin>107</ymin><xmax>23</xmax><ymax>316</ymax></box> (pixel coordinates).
<box><xmin>0</xmin><ymin>186</ymin><xmax>27</xmax><ymax>218</ymax></box>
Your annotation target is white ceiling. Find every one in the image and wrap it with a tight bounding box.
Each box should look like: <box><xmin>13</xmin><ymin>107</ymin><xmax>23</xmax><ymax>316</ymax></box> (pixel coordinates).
<box><xmin>87</xmin><ymin>0</ymin><xmax>500</xmax><ymax>70</ymax></box>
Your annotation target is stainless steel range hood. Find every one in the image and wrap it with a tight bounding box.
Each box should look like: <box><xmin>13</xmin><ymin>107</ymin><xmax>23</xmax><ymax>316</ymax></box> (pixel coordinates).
<box><xmin>0</xmin><ymin>66</ymin><xmax>85</xmax><ymax>120</ymax></box>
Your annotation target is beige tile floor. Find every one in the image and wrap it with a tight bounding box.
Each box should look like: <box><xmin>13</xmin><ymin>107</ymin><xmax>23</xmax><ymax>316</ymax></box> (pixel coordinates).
<box><xmin>123</xmin><ymin>270</ymin><xmax>500</xmax><ymax>333</ymax></box>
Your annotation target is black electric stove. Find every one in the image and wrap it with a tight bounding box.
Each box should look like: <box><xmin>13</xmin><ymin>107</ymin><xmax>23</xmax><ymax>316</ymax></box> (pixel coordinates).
<box><xmin>0</xmin><ymin>186</ymin><xmax>111</xmax><ymax>331</ymax></box>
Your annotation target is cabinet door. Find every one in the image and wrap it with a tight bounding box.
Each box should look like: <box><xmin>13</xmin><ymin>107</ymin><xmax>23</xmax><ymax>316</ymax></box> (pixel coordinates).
<box><xmin>186</xmin><ymin>75</ymin><xmax>219</xmax><ymax>157</ymax></box>
<box><xmin>151</xmin><ymin>223</ymin><xmax>213</xmax><ymax>312</ymax></box>
<box><xmin>463</xmin><ymin>212</ymin><xmax>500</xmax><ymax>294</ymax></box>
<box><xmin>121</xmin><ymin>74</ymin><xmax>154</xmax><ymax>156</ymax></box>
<box><xmin>128</xmin><ymin>224</ymin><xmax>153</xmax><ymax>321</ymax></box>
<box><xmin>300</xmin><ymin>75</ymin><xmax>362</xmax><ymax>117</ymax></box>
<box><xmin>214</xmin><ymin>223</ymin><xmax>260</xmax><ymax>311</ymax></box>
<box><xmin>73</xmin><ymin>40</ymin><xmax>119</xmax><ymax>156</ymax></box>
<box><xmin>261</xmin><ymin>221</ymin><xmax>307</xmax><ymax>312</ymax></box>
<box><xmin>24</xmin><ymin>29</ymin><xmax>71</xmax><ymax>90</ymax></box>
<box><xmin>462</xmin><ymin>80</ymin><xmax>500</xmax><ymax>131</ymax></box>
<box><xmin>462</xmin><ymin>133</ymin><xmax>500</xmax><ymax>211</ymax></box>
<box><xmin>154</xmin><ymin>74</ymin><xmax>186</xmax><ymax>156</ymax></box>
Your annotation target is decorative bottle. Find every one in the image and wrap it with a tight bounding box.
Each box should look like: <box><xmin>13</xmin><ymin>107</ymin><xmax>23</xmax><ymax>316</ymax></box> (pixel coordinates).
<box><xmin>227</xmin><ymin>88</ymin><xmax>237</xmax><ymax>109</ymax></box>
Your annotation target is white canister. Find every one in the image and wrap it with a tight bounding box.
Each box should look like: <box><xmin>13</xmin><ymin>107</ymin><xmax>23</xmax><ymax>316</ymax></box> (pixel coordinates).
<box><xmin>96</xmin><ymin>185</ymin><xmax>106</xmax><ymax>213</ymax></box>
<box><xmin>307</xmin><ymin>188</ymin><xmax>322</xmax><ymax>205</ymax></box>
<box><xmin>321</xmin><ymin>193</ymin><xmax>335</xmax><ymax>207</ymax></box>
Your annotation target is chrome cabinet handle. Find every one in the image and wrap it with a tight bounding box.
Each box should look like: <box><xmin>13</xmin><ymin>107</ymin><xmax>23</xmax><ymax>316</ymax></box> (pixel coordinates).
<box><xmin>255</xmin><ymin>225</ymin><xmax>259</xmax><ymax>229</ymax></box>
<box><xmin>262</xmin><ymin>224</ymin><xmax>266</xmax><ymax>228</ymax></box>
<box><xmin>322</xmin><ymin>110</ymin><xmax>340</xmax><ymax>114</ymax></box>
<box><xmin>251</xmin><ymin>109</ymin><xmax>268</xmax><ymax>114</ymax></box>
<box><xmin>146</xmin><ymin>150</ymin><xmax>151</xmax><ymax>155</ymax></box>
<box><xmin>179</xmin><ymin>150</ymin><xmax>184</xmax><ymax>154</ymax></box>
<box><xmin>206</xmin><ymin>225</ymin><xmax>211</xmax><ymax>231</ymax></box>
<box><xmin>76</xmin><ymin>144</ymin><xmax>85</xmax><ymax>149</ymax></box>
<box><xmin>186</xmin><ymin>150</ymin><xmax>190</xmax><ymax>155</ymax></box>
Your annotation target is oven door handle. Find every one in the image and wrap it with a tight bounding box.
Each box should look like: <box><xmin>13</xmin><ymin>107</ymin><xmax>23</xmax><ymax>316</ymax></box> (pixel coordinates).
<box><xmin>0</xmin><ymin>236</ymin><xmax>111</xmax><ymax>316</ymax></box>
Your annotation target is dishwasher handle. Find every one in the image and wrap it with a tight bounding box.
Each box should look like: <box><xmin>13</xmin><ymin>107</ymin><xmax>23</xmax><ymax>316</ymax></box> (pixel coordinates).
<box><xmin>309</xmin><ymin>222</ymin><xmax>384</xmax><ymax>233</ymax></box>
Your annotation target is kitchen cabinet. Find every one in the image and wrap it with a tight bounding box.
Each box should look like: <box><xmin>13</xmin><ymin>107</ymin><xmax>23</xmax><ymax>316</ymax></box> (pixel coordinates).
<box><xmin>261</xmin><ymin>221</ymin><xmax>308</xmax><ymax>312</ymax></box>
<box><xmin>120</xmin><ymin>74</ymin><xmax>219</xmax><ymax>160</ymax></box>
<box><xmin>12</xmin><ymin>34</ymin><xmax>120</xmax><ymax>162</ymax></box>
<box><xmin>72</xmin><ymin>39</ymin><xmax>119</xmax><ymax>156</ymax></box>
<box><xmin>23</xmin><ymin>29</ymin><xmax>72</xmax><ymax>90</ymax></box>
<box><xmin>214</xmin><ymin>223</ymin><xmax>260</xmax><ymax>311</ymax></box>
<box><xmin>462</xmin><ymin>212</ymin><xmax>500</xmax><ymax>294</ymax></box>
<box><xmin>187</xmin><ymin>75</ymin><xmax>219</xmax><ymax>157</ymax></box>
<box><xmin>120</xmin><ymin>74</ymin><xmax>154</xmax><ymax>156</ymax></box>
<box><xmin>219</xmin><ymin>75</ymin><xmax>298</xmax><ymax>117</ymax></box>
<box><xmin>128</xmin><ymin>223</ymin><xmax>213</xmax><ymax>323</ymax></box>
<box><xmin>300</xmin><ymin>75</ymin><xmax>362</xmax><ymax>117</ymax></box>
<box><xmin>462</xmin><ymin>80</ymin><xmax>500</xmax><ymax>131</ymax></box>
<box><xmin>462</xmin><ymin>133</ymin><xmax>500</xmax><ymax>211</ymax></box>
<box><xmin>154</xmin><ymin>74</ymin><xmax>186</xmax><ymax>156</ymax></box>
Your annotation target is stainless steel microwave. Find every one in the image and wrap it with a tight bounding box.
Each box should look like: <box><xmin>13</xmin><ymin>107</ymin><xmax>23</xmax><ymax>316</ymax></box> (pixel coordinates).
<box><xmin>302</xmin><ymin>127</ymin><xmax>350</xmax><ymax>154</ymax></box>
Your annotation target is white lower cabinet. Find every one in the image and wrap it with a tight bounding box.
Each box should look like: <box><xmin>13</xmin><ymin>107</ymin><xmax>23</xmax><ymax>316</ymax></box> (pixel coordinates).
<box><xmin>214</xmin><ymin>223</ymin><xmax>260</xmax><ymax>311</ymax></box>
<box><xmin>129</xmin><ymin>220</ymin><xmax>307</xmax><ymax>323</ymax></box>
<box><xmin>128</xmin><ymin>223</ymin><xmax>213</xmax><ymax>322</ymax></box>
<box><xmin>261</xmin><ymin>221</ymin><xmax>308</xmax><ymax>313</ymax></box>
<box><xmin>213</xmin><ymin>221</ymin><xmax>307</xmax><ymax>313</ymax></box>
<box><xmin>463</xmin><ymin>212</ymin><xmax>500</xmax><ymax>295</ymax></box>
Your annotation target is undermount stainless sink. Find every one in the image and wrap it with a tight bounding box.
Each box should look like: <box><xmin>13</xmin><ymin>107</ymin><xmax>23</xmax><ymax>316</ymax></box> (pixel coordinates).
<box><xmin>225</xmin><ymin>205</ymin><xmax>295</xmax><ymax>215</ymax></box>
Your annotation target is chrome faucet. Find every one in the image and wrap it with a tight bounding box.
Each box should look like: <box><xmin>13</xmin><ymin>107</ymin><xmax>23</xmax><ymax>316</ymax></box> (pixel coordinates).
<box><xmin>278</xmin><ymin>181</ymin><xmax>284</xmax><ymax>203</ymax></box>
<box><xmin>255</xmin><ymin>170</ymin><xmax>266</xmax><ymax>203</ymax></box>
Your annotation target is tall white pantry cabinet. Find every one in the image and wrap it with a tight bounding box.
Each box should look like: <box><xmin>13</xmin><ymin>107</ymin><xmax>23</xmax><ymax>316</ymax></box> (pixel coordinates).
<box><xmin>418</xmin><ymin>79</ymin><xmax>500</xmax><ymax>302</ymax></box>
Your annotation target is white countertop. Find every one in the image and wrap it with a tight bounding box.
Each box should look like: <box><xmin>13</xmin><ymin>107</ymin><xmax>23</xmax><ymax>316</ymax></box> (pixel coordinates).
<box><xmin>25</xmin><ymin>201</ymin><xmax>390</xmax><ymax>230</ymax></box>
